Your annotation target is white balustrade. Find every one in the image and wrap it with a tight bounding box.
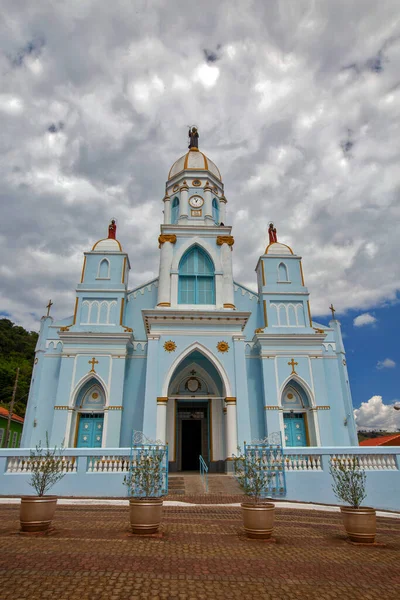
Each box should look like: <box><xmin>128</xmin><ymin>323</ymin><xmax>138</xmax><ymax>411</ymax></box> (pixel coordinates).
<box><xmin>285</xmin><ymin>455</ymin><xmax>323</xmax><ymax>471</ymax></box>
<box><xmin>6</xmin><ymin>456</ymin><xmax>77</xmax><ymax>473</ymax></box>
<box><xmin>88</xmin><ymin>456</ymin><xmax>131</xmax><ymax>473</ymax></box>
<box><xmin>332</xmin><ymin>453</ymin><xmax>397</xmax><ymax>471</ymax></box>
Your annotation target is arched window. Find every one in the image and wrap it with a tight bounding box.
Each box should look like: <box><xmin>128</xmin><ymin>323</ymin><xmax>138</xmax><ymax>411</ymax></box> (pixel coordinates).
<box><xmin>171</xmin><ymin>197</ymin><xmax>179</xmax><ymax>224</ymax></box>
<box><xmin>178</xmin><ymin>246</ymin><xmax>215</xmax><ymax>304</ymax></box>
<box><xmin>212</xmin><ymin>198</ymin><xmax>219</xmax><ymax>224</ymax></box>
<box><xmin>278</xmin><ymin>262</ymin><xmax>288</xmax><ymax>282</ymax></box>
<box><xmin>98</xmin><ymin>258</ymin><xmax>110</xmax><ymax>279</ymax></box>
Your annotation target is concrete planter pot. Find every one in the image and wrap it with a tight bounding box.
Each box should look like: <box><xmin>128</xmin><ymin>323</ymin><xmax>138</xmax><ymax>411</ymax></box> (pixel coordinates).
<box><xmin>340</xmin><ymin>506</ymin><xmax>376</xmax><ymax>543</ymax></box>
<box><xmin>129</xmin><ymin>498</ymin><xmax>163</xmax><ymax>534</ymax></box>
<box><xmin>241</xmin><ymin>502</ymin><xmax>275</xmax><ymax>539</ymax></box>
<box><xmin>20</xmin><ymin>496</ymin><xmax>58</xmax><ymax>532</ymax></box>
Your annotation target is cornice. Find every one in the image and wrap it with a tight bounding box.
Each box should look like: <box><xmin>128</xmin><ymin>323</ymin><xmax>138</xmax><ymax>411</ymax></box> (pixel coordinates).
<box><xmin>160</xmin><ymin>225</ymin><xmax>232</xmax><ymax>236</ymax></box>
<box><xmin>58</xmin><ymin>331</ymin><xmax>133</xmax><ymax>346</ymax></box>
<box><xmin>254</xmin><ymin>333</ymin><xmax>326</xmax><ymax>347</ymax></box>
<box><xmin>142</xmin><ymin>309</ymin><xmax>251</xmax><ymax>335</ymax></box>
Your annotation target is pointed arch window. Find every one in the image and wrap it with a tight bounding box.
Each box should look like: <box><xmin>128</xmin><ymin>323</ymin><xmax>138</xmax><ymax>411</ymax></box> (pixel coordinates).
<box><xmin>171</xmin><ymin>197</ymin><xmax>179</xmax><ymax>224</ymax></box>
<box><xmin>212</xmin><ymin>198</ymin><xmax>219</xmax><ymax>224</ymax></box>
<box><xmin>278</xmin><ymin>262</ymin><xmax>289</xmax><ymax>282</ymax></box>
<box><xmin>178</xmin><ymin>246</ymin><xmax>215</xmax><ymax>304</ymax></box>
<box><xmin>98</xmin><ymin>258</ymin><xmax>110</xmax><ymax>279</ymax></box>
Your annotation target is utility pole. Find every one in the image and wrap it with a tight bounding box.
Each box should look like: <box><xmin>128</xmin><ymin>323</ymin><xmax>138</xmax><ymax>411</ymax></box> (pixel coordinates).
<box><xmin>3</xmin><ymin>367</ymin><xmax>19</xmax><ymax>448</ymax></box>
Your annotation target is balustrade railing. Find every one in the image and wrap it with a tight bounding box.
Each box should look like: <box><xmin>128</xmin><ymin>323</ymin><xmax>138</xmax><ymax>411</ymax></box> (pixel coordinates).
<box><xmin>87</xmin><ymin>456</ymin><xmax>131</xmax><ymax>473</ymax></box>
<box><xmin>6</xmin><ymin>455</ymin><xmax>78</xmax><ymax>473</ymax></box>
<box><xmin>331</xmin><ymin>453</ymin><xmax>397</xmax><ymax>471</ymax></box>
<box><xmin>199</xmin><ymin>455</ymin><xmax>208</xmax><ymax>492</ymax></box>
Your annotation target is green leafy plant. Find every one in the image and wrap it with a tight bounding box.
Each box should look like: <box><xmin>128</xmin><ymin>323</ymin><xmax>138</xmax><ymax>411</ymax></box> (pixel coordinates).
<box><xmin>123</xmin><ymin>449</ymin><xmax>166</xmax><ymax>498</ymax></box>
<box><xmin>329</xmin><ymin>458</ymin><xmax>367</xmax><ymax>508</ymax></box>
<box><xmin>233</xmin><ymin>447</ymin><xmax>272</xmax><ymax>505</ymax></box>
<box><xmin>28</xmin><ymin>433</ymin><xmax>66</xmax><ymax>496</ymax></box>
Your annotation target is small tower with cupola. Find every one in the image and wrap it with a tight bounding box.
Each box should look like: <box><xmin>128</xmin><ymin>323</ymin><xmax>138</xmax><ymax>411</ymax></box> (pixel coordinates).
<box><xmin>255</xmin><ymin>223</ymin><xmax>313</xmax><ymax>332</ymax></box>
<box><xmin>67</xmin><ymin>220</ymin><xmax>131</xmax><ymax>333</ymax></box>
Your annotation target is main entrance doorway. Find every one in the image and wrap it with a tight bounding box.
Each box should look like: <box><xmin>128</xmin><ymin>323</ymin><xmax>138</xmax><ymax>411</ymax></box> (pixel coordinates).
<box><xmin>177</xmin><ymin>401</ymin><xmax>209</xmax><ymax>471</ymax></box>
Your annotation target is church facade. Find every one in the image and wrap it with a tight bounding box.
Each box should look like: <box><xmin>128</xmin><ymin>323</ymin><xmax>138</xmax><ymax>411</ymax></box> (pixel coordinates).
<box><xmin>21</xmin><ymin>133</ymin><xmax>358</xmax><ymax>471</ymax></box>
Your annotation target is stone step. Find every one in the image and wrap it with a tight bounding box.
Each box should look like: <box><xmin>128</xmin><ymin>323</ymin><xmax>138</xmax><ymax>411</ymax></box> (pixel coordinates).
<box><xmin>168</xmin><ymin>476</ymin><xmax>185</xmax><ymax>495</ymax></box>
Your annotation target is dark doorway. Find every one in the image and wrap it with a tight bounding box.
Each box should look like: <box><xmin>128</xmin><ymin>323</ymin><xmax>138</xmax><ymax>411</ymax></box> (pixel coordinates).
<box><xmin>181</xmin><ymin>419</ymin><xmax>202</xmax><ymax>471</ymax></box>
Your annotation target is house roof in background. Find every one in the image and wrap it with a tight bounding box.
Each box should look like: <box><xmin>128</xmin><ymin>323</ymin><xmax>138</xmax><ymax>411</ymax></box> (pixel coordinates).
<box><xmin>0</xmin><ymin>407</ymin><xmax>24</xmax><ymax>424</ymax></box>
<box><xmin>359</xmin><ymin>434</ymin><xmax>400</xmax><ymax>446</ymax></box>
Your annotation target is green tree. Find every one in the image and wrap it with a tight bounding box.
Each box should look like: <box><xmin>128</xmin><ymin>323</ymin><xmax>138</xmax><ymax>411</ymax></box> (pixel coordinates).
<box><xmin>0</xmin><ymin>319</ymin><xmax>38</xmax><ymax>417</ymax></box>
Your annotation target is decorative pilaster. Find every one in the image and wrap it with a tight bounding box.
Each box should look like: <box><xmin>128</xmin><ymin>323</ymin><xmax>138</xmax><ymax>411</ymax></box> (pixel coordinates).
<box><xmin>204</xmin><ymin>181</ymin><xmax>213</xmax><ymax>221</ymax></box>
<box><xmin>179</xmin><ymin>182</ymin><xmax>189</xmax><ymax>220</ymax></box>
<box><xmin>219</xmin><ymin>195</ymin><xmax>227</xmax><ymax>223</ymax></box>
<box><xmin>217</xmin><ymin>236</ymin><xmax>235</xmax><ymax>309</ymax></box>
<box><xmin>156</xmin><ymin>397</ymin><xmax>168</xmax><ymax>443</ymax></box>
<box><xmin>163</xmin><ymin>195</ymin><xmax>171</xmax><ymax>224</ymax></box>
<box><xmin>225</xmin><ymin>397</ymin><xmax>238</xmax><ymax>460</ymax></box>
<box><xmin>157</xmin><ymin>235</ymin><xmax>177</xmax><ymax>307</ymax></box>
<box><xmin>142</xmin><ymin>336</ymin><xmax>160</xmax><ymax>439</ymax></box>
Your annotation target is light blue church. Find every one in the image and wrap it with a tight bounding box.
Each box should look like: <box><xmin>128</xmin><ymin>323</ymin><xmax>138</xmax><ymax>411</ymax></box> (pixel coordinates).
<box><xmin>22</xmin><ymin>130</ymin><xmax>358</xmax><ymax>472</ymax></box>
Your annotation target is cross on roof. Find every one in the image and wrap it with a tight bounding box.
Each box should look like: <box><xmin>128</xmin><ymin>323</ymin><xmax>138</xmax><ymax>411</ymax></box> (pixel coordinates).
<box><xmin>329</xmin><ymin>304</ymin><xmax>336</xmax><ymax>319</ymax></box>
<box><xmin>46</xmin><ymin>299</ymin><xmax>53</xmax><ymax>317</ymax></box>
<box><xmin>288</xmin><ymin>358</ymin><xmax>298</xmax><ymax>374</ymax></box>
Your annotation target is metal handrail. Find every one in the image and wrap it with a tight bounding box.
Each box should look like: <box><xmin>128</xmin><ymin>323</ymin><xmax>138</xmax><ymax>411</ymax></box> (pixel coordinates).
<box><xmin>199</xmin><ymin>455</ymin><xmax>208</xmax><ymax>492</ymax></box>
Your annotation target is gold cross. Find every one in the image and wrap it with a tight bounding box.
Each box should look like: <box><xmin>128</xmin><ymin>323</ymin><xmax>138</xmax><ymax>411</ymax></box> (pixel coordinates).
<box><xmin>46</xmin><ymin>299</ymin><xmax>53</xmax><ymax>317</ymax></box>
<box><xmin>288</xmin><ymin>358</ymin><xmax>298</xmax><ymax>374</ymax></box>
<box><xmin>88</xmin><ymin>357</ymin><xmax>99</xmax><ymax>373</ymax></box>
<box><xmin>329</xmin><ymin>303</ymin><xmax>336</xmax><ymax>319</ymax></box>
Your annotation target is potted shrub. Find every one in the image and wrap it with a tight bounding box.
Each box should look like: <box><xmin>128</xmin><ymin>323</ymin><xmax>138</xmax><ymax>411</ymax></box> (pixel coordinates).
<box><xmin>123</xmin><ymin>447</ymin><xmax>167</xmax><ymax>535</ymax></box>
<box><xmin>330</xmin><ymin>457</ymin><xmax>376</xmax><ymax>543</ymax></box>
<box><xmin>233</xmin><ymin>447</ymin><xmax>275</xmax><ymax>539</ymax></box>
<box><xmin>20</xmin><ymin>434</ymin><xmax>66</xmax><ymax>532</ymax></box>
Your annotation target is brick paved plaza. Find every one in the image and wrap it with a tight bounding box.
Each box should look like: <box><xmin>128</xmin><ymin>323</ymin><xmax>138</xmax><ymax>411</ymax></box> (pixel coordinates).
<box><xmin>0</xmin><ymin>502</ymin><xmax>399</xmax><ymax>600</ymax></box>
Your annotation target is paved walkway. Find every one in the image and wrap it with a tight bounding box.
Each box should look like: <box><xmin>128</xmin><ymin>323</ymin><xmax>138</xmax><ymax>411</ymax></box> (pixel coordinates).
<box><xmin>1</xmin><ymin>502</ymin><xmax>399</xmax><ymax>600</ymax></box>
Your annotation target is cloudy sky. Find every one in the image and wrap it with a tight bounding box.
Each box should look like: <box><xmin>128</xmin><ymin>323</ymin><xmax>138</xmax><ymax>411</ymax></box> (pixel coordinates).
<box><xmin>1</xmin><ymin>0</ymin><xmax>399</xmax><ymax>427</ymax></box>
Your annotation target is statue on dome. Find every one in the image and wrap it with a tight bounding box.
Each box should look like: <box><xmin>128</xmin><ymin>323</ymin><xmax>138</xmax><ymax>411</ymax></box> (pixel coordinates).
<box><xmin>188</xmin><ymin>126</ymin><xmax>199</xmax><ymax>149</ymax></box>
<box><xmin>108</xmin><ymin>219</ymin><xmax>117</xmax><ymax>239</ymax></box>
<box><xmin>268</xmin><ymin>222</ymin><xmax>278</xmax><ymax>244</ymax></box>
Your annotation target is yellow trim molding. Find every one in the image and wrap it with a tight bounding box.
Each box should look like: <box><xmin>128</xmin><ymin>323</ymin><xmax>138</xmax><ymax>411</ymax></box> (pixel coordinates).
<box><xmin>104</xmin><ymin>406</ymin><xmax>123</xmax><ymax>411</ymax></box>
<box><xmin>157</xmin><ymin>302</ymin><xmax>171</xmax><ymax>307</ymax></box>
<box><xmin>54</xmin><ymin>406</ymin><xmax>71</xmax><ymax>410</ymax></box>
<box><xmin>225</xmin><ymin>397</ymin><xmax>236</xmax><ymax>404</ymax></box>
<box><xmin>216</xmin><ymin>235</ymin><xmax>234</xmax><ymax>247</ymax></box>
<box><xmin>80</xmin><ymin>256</ymin><xmax>87</xmax><ymax>283</ymax></box>
<box><xmin>307</xmin><ymin>301</ymin><xmax>312</xmax><ymax>326</ymax></box>
<box><xmin>263</xmin><ymin>300</ymin><xmax>268</xmax><ymax>327</ymax></box>
<box><xmin>121</xmin><ymin>257</ymin><xmax>127</xmax><ymax>284</ymax></box>
<box><xmin>73</xmin><ymin>298</ymin><xmax>79</xmax><ymax>325</ymax></box>
<box><xmin>264</xmin><ymin>242</ymin><xmax>293</xmax><ymax>255</ymax></box>
<box><xmin>120</xmin><ymin>298</ymin><xmax>125</xmax><ymax>325</ymax></box>
<box><xmin>223</xmin><ymin>303</ymin><xmax>236</xmax><ymax>309</ymax></box>
<box><xmin>261</xmin><ymin>261</ymin><xmax>266</xmax><ymax>286</ymax></box>
<box><xmin>157</xmin><ymin>397</ymin><xmax>169</xmax><ymax>404</ymax></box>
<box><xmin>158</xmin><ymin>234</ymin><xmax>177</xmax><ymax>248</ymax></box>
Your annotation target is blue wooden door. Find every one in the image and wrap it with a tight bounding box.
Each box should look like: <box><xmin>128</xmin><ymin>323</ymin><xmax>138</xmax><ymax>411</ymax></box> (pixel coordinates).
<box><xmin>284</xmin><ymin>413</ymin><xmax>307</xmax><ymax>447</ymax></box>
<box><xmin>77</xmin><ymin>415</ymin><xmax>104</xmax><ymax>448</ymax></box>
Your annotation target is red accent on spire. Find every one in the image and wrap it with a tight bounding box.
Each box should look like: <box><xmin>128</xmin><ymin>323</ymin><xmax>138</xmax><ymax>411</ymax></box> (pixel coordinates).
<box><xmin>268</xmin><ymin>222</ymin><xmax>277</xmax><ymax>244</ymax></box>
<box><xmin>108</xmin><ymin>220</ymin><xmax>117</xmax><ymax>239</ymax></box>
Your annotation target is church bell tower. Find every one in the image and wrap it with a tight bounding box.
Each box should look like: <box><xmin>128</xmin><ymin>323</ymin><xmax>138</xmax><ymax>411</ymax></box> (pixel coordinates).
<box><xmin>156</xmin><ymin>129</ymin><xmax>234</xmax><ymax>309</ymax></box>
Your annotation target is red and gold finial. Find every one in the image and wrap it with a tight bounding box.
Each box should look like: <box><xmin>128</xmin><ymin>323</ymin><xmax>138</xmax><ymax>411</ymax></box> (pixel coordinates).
<box><xmin>108</xmin><ymin>219</ymin><xmax>117</xmax><ymax>239</ymax></box>
<box><xmin>268</xmin><ymin>222</ymin><xmax>278</xmax><ymax>244</ymax></box>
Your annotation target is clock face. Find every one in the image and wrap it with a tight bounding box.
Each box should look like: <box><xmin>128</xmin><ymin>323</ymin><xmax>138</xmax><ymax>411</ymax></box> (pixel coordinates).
<box><xmin>189</xmin><ymin>195</ymin><xmax>204</xmax><ymax>208</ymax></box>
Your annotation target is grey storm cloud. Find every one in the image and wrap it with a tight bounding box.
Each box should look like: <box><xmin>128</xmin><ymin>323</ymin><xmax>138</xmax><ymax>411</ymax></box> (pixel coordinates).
<box><xmin>0</xmin><ymin>0</ymin><xmax>400</xmax><ymax>330</ymax></box>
